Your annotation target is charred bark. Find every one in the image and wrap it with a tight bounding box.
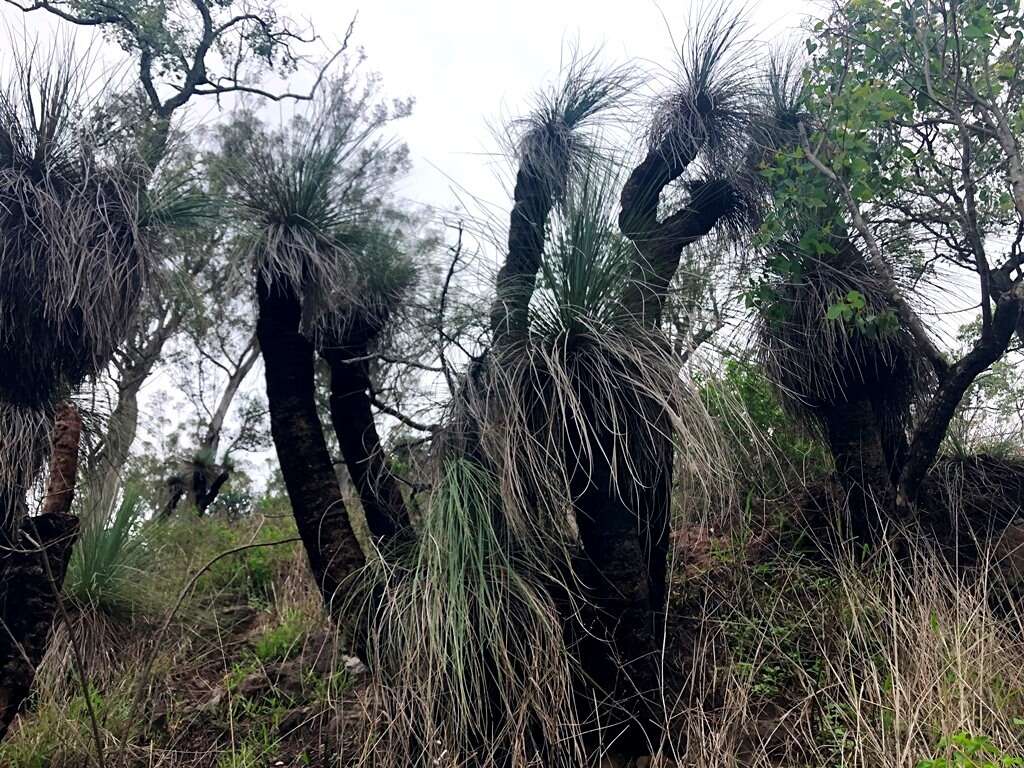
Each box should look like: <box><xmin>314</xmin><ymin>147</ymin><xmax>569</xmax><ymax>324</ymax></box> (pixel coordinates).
<box><xmin>490</xmin><ymin>166</ymin><xmax>554</xmax><ymax>344</ymax></box>
<box><xmin>821</xmin><ymin>397</ymin><xmax>896</xmax><ymax>543</ymax></box>
<box><xmin>0</xmin><ymin>402</ymin><xmax>82</xmax><ymax>740</ymax></box>
<box><xmin>571</xmin><ymin>436</ymin><xmax>673</xmax><ymax>756</ymax></box>
<box><xmin>557</xmin><ymin>374</ymin><xmax>675</xmax><ymax>757</ymax></box>
<box><xmin>0</xmin><ymin>513</ymin><xmax>79</xmax><ymax>739</ymax></box>
<box><xmin>323</xmin><ymin>342</ymin><xmax>413</xmax><ymax>544</ymax></box>
<box><xmin>255</xmin><ymin>276</ymin><xmax>364</xmax><ymax>611</ymax></box>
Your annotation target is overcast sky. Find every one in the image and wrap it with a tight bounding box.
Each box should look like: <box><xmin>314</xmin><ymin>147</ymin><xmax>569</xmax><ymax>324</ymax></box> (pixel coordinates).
<box><xmin>1</xmin><ymin>0</ymin><xmax>816</xmax><ymax>229</ymax></box>
<box><xmin>289</xmin><ymin>0</ymin><xmax>814</xmax><ymax>220</ymax></box>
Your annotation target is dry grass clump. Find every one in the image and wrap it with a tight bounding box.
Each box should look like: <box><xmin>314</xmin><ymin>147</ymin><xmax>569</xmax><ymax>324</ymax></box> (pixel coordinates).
<box><xmin>670</xmin><ymin>525</ymin><xmax>1024</xmax><ymax>767</ymax></box>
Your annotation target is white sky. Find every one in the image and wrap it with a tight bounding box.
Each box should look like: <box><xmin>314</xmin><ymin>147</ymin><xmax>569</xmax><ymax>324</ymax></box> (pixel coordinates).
<box><xmin>290</xmin><ymin>0</ymin><xmax>813</xmax><ymax>221</ymax></box>
<box><xmin>1</xmin><ymin>0</ymin><xmax>816</xmax><ymax>240</ymax></box>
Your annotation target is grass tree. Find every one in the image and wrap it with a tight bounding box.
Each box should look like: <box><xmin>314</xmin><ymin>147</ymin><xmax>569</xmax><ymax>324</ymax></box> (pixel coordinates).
<box><xmin>226</xmin><ymin>68</ymin><xmax>417</xmax><ymax>608</ymax></box>
<box><xmin>359</xmin><ymin>26</ymin><xmax>752</xmax><ymax>764</ymax></box>
<box><xmin>8</xmin><ymin>0</ymin><xmax>355</xmax><ymax>527</ymax></box>
<box><xmin>0</xmin><ymin>52</ymin><xmax>152</xmax><ymax>738</ymax></box>
<box><xmin>754</xmin><ymin>0</ymin><xmax>1024</xmax><ymax>539</ymax></box>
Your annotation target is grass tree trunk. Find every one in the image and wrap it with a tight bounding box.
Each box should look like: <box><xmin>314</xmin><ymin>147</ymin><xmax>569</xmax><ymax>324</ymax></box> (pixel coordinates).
<box><xmin>0</xmin><ymin>402</ymin><xmax>82</xmax><ymax>739</ymax></box>
<box><xmin>255</xmin><ymin>277</ymin><xmax>365</xmax><ymax>611</ymax></box>
<box><xmin>570</xmin><ymin>419</ymin><xmax>673</xmax><ymax>754</ymax></box>
<box><xmin>323</xmin><ymin>342</ymin><xmax>413</xmax><ymax>544</ymax></box>
<box><xmin>821</xmin><ymin>397</ymin><xmax>896</xmax><ymax>543</ymax></box>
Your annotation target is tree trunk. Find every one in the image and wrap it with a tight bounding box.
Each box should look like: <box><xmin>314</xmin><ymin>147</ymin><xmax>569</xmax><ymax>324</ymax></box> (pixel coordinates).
<box><xmin>820</xmin><ymin>397</ymin><xmax>896</xmax><ymax>542</ymax></box>
<box><xmin>568</xmin><ymin>407</ymin><xmax>673</xmax><ymax>756</ymax></box>
<box><xmin>41</xmin><ymin>403</ymin><xmax>83</xmax><ymax>517</ymax></box>
<box><xmin>89</xmin><ymin>377</ymin><xmax>142</xmax><ymax>518</ymax></box>
<box><xmin>0</xmin><ymin>513</ymin><xmax>79</xmax><ymax>740</ymax></box>
<box><xmin>163</xmin><ymin>334</ymin><xmax>260</xmax><ymax>518</ymax></box>
<box><xmin>0</xmin><ymin>401</ymin><xmax>82</xmax><ymax>740</ymax></box>
<box><xmin>898</xmin><ymin>293</ymin><xmax>1024</xmax><ymax>515</ymax></box>
<box><xmin>256</xmin><ymin>277</ymin><xmax>364</xmax><ymax>611</ymax></box>
<box><xmin>323</xmin><ymin>343</ymin><xmax>413</xmax><ymax>544</ymax></box>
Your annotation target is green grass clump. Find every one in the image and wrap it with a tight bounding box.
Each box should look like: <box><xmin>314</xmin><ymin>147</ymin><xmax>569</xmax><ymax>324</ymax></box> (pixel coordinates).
<box><xmin>253</xmin><ymin>609</ymin><xmax>308</xmax><ymax>662</ymax></box>
<box><xmin>918</xmin><ymin>733</ymin><xmax>1024</xmax><ymax>767</ymax></box>
<box><xmin>65</xmin><ymin>490</ymin><xmax>152</xmax><ymax>617</ymax></box>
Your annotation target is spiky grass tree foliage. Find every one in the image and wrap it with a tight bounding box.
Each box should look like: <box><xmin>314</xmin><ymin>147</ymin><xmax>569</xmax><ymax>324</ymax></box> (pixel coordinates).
<box><xmin>755</xmin><ymin>239</ymin><xmax>923</xmax><ymax>538</ymax></box>
<box><xmin>359</xmin><ymin>72</ymin><xmax>742</xmax><ymax>759</ymax></box>
<box><xmin>0</xmin><ymin>57</ymin><xmax>144</xmax><ymax>412</ymax></box>
<box><xmin>619</xmin><ymin>11</ymin><xmax>755</xmax><ymax>327</ymax></box>
<box><xmin>360</xmin><ymin>458</ymin><xmax>585</xmax><ymax>766</ymax></box>
<box><xmin>0</xmin><ymin>49</ymin><xmax>177</xmax><ymax>741</ymax></box>
<box><xmin>490</xmin><ymin>53</ymin><xmax>635</xmax><ymax>344</ymax></box>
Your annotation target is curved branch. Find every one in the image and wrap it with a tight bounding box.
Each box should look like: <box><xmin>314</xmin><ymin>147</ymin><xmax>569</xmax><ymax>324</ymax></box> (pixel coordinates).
<box><xmin>620</xmin><ymin>178</ymin><xmax>737</xmax><ymax>326</ymax></box>
<box><xmin>490</xmin><ymin>165</ymin><xmax>554</xmax><ymax>346</ymax></box>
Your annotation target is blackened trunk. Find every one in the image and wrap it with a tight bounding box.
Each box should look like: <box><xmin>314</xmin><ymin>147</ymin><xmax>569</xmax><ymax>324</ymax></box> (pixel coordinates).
<box><xmin>570</xmin><ymin>423</ymin><xmax>673</xmax><ymax>757</ymax></box>
<box><xmin>323</xmin><ymin>344</ymin><xmax>413</xmax><ymax>544</ymax></box>
<box><xmin>491</xmin><ymin>166</ymin><xmax>554</xmax><ymax>344</ymax></box>
<box><xmin>255</xmin><ymin>277</ymin><xmax>364</xmax><ymax>611</ymax></box>
<box><xmin>0</xmin><ymin>400</ymin><xmax>84</xmax><ymax>739</ymax></box>
<box><xmin>0</xmin><ymin>513</ymin><xmax>79</xmax><ymax>739</ymax></box>
<box><xmin>822</xmin><ymin>397</ymin><xmax>896</xmax><ymax>543</ymax></box>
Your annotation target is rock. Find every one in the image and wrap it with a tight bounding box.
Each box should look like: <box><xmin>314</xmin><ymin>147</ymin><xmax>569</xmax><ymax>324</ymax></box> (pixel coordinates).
<box><xmin>201</xmin><ymin>686</ymin><xmax>226</xmax><ymax>712</ymax></box>
<box><xmin>236</xmin><ymin>671</ymin><xmax>269</xmax><ymax>698</ymax></box>
<box><xmin>341</xmin><ymin>654</ymin><xmax>367</xmax><ymax>675</ymax></box>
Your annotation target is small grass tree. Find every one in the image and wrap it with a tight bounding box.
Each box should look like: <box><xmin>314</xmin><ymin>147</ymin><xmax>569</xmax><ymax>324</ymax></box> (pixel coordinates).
<box><xmin>0</xmin><ymin>50</ymin><xmax>152</xmax><ymax>738</ymax></box>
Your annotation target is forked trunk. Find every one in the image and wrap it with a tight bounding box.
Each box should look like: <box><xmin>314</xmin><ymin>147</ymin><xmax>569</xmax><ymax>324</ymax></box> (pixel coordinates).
<box><xmin>255</xmin><ymin>277</ymin><xmax>364</xmax><ymax>611</ymax></box>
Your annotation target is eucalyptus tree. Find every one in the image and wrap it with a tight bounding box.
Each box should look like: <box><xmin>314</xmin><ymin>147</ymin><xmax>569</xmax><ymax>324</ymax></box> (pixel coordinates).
<box><xmin>754</xmin><ymin>0</ymin><xmax>1024</xmax><ymax>538</ymax></box>
<box><xmin>2</xmin><ymin>0</ymin><xmax>345</xmax><ymax>171</ymax></box>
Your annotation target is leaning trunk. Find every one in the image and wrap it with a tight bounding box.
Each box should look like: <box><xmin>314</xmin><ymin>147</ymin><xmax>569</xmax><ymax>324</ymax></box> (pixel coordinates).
<box><xmin>255</xmin><ymin>277</ymin><xmax>365</xmax><ymax>611</ymax></box>
<box><xmin>89</xmin><ymin>378</ymin><xmax>142</xmax><ymax>519</ymax></box>
<box><xmin>323</xmin><ymin>343</ymin><xmax>413</xmax><ymax>545</ymax></box>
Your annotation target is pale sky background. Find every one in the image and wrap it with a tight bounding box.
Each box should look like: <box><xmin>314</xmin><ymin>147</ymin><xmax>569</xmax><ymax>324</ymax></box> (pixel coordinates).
<box><xmin>289</xmin><ymin>0</ymin><xmax>814</xmax><ymax>223</ymax></box>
